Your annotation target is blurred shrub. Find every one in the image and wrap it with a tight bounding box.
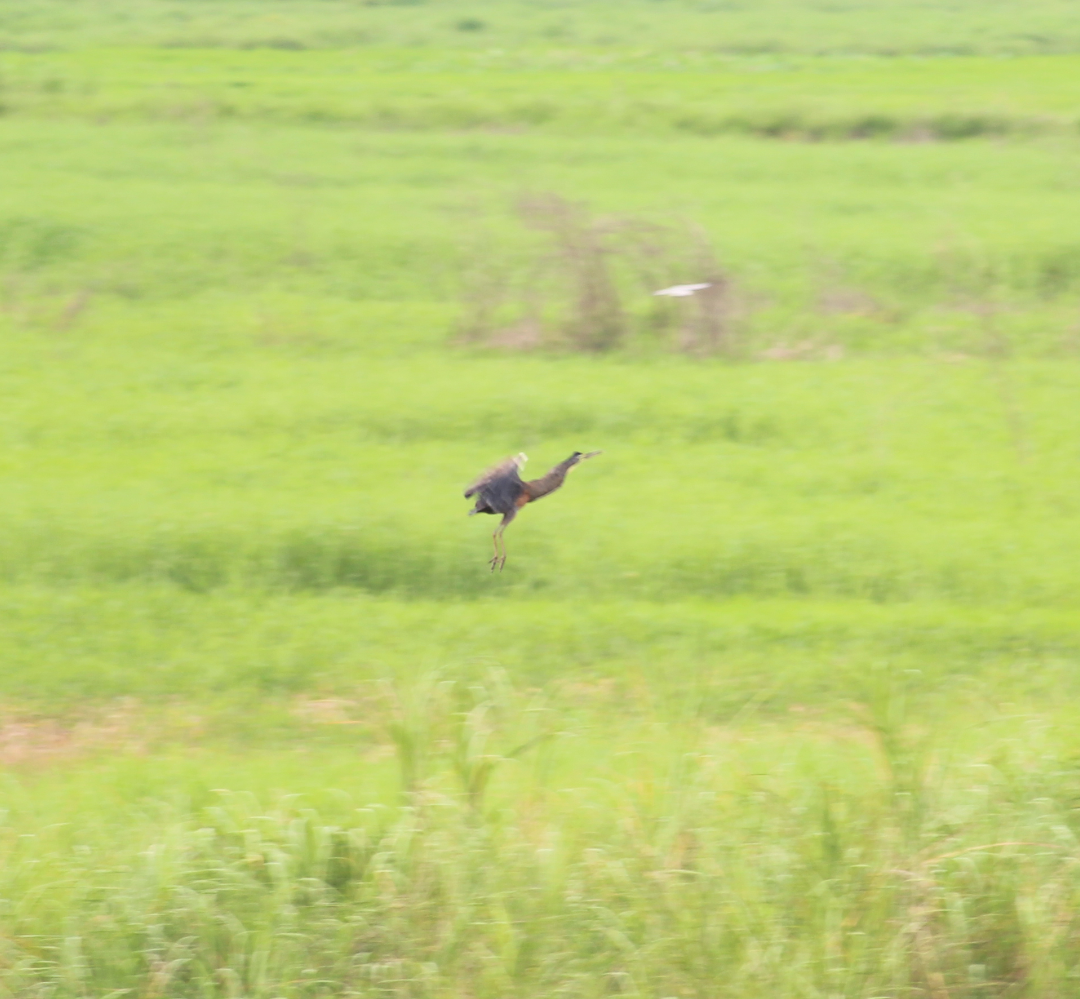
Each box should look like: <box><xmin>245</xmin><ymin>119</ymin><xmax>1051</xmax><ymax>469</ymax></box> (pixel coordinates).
<box><xmin>456</xmin><ymin>194</ymin><xmax>739</xmax><ymax>355</ymax></box>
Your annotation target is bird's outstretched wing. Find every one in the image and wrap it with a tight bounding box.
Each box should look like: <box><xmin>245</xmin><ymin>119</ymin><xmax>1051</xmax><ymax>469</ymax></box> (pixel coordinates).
<box><xmin>464</xmin><ymin>454</ymin><xmax>526</xmax><ymax>498</ymax></box>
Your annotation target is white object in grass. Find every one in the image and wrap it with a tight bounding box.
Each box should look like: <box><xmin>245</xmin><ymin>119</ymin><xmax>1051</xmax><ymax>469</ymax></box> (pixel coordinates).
<box><xmin>652</xmin><ymin>283</ymin><xmax>712</xmax><ymax>297</ymax></box>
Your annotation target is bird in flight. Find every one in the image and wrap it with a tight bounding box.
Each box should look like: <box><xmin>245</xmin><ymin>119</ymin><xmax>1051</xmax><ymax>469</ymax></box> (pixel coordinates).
<box><xmin>465</xmin><ymin>451</ymin><xmax>602</xmax><ymax>571</ymax></box>
<box><xmin>653</xmin><ymin>283</ymin><xmax>712</xmax><ymax>297</ymax></box>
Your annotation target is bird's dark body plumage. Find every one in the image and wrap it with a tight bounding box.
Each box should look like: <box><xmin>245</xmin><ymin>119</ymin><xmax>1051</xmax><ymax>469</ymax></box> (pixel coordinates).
<box><xmin>465</xmin><ymin>455</ymin><xmax>526</xmax><ymax>517</ymax></box>
<box><xmin>464</xmin><ymin>451</ymin><xmax>601</xmax><ymax>570</ymax></box>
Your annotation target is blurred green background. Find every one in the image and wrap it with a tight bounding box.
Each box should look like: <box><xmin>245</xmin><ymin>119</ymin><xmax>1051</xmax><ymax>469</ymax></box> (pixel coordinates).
<box><xmin>3</xmin><ymin>2</ymin><xmax>1080</xmax><ymax>996</ymax></box>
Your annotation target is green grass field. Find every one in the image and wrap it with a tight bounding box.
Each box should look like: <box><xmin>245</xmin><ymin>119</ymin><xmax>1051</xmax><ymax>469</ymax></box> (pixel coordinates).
<box><xmin>4</xmin><ymin>2</ymin><xmax>1080</xmax><ymax>996</ymax></box>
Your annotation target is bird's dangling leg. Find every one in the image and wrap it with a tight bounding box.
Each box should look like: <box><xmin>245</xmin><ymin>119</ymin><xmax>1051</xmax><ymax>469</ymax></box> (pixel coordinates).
<box><xmin>490</xmin><ymin>528</ymin><xmax>509</xmax><ymax>572</ymax></box>
<box><xmin>490</xmin><ymin>509</ymin><xmax>517</xmax><ymax>571</ymax></box>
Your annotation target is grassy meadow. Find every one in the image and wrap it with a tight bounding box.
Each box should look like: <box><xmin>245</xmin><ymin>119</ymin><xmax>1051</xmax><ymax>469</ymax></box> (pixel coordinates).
<box><xmin>4</xmin><ymin>1</ymin><xmax>1080</xmax><ymax>995</ymax></box>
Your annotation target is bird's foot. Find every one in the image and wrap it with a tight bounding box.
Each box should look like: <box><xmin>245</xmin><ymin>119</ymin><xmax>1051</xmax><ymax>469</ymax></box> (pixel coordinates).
<box><xmin>489</xmin><ymin>555</ymin><xmax>507</xmax><ymax>572</ymax></box>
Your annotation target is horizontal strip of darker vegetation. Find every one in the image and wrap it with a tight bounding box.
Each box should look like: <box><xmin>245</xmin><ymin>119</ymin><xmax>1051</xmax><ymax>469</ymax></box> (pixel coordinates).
<box><xmin>2</xmin><ymin>93</ymin><xmax>1067</xmax><ymax>141</ymax></box>
<box><xmin>0</xmin><ymin>523</ymin><xmax>1074</xmax><ymax>606</ymax></box>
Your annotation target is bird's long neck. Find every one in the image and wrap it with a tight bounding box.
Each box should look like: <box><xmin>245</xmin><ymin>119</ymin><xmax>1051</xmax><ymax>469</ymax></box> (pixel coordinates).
<box><xmin>523</xmin><ymin>456</ymin><xmax>577</xmax><ymax>502</ymax></box>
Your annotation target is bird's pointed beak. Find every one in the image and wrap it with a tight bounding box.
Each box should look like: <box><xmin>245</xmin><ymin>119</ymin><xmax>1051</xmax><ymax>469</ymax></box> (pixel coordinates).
<box><xmin>581</xmin><ymin>450</ymin><xmax>603</xmax><ymax>459</ymax></box>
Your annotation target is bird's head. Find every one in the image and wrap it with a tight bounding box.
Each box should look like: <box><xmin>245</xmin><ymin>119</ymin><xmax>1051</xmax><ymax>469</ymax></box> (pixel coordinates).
<box><xmin>567</xmin><ymin>450</ymin><xmax>602</xmax><ymax>467</ymax></box>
